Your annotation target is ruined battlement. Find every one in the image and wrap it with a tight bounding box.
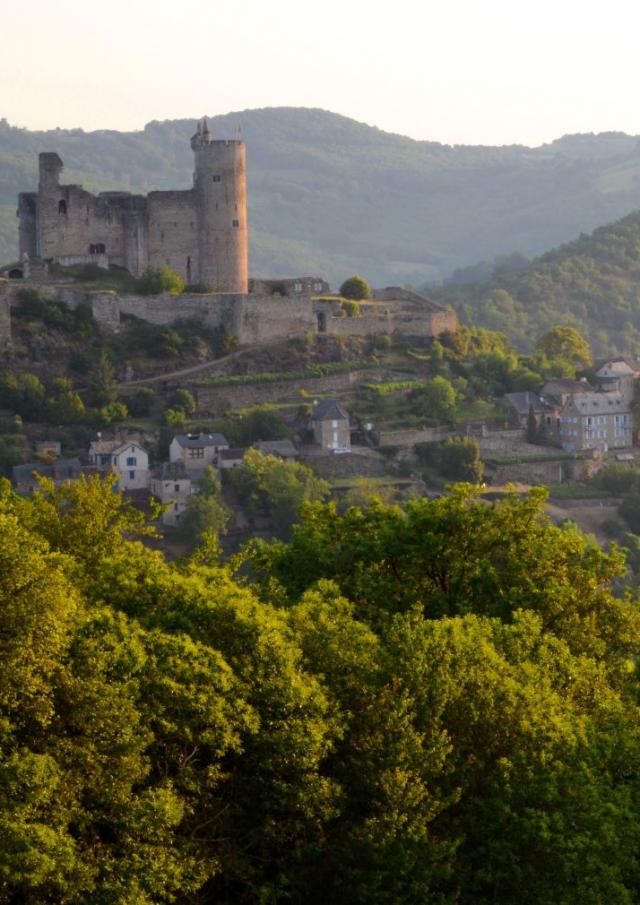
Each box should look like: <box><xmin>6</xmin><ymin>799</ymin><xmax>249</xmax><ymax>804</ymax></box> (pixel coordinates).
<box><xmin>17</xmin><ymin>118</ymin><xmax>248</xmax><ymax>293</ymax></box>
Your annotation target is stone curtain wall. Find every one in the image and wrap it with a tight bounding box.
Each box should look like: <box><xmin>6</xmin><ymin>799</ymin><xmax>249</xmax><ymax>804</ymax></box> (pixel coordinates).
<box><xmin>1</xmin><ymin>281</ymin><xmax>458</xmax><ymax>346</ymax></box>
<box><xmin>146</xmin><ymin>192</ymin><xmax>198</xmax><ymax>282</ymax></box>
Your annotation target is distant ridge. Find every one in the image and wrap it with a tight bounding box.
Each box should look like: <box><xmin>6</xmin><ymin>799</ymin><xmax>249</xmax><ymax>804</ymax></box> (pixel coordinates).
<box><xmin>2</xmin><ymin>107</ymin><xmax>640</xmax><ymax>285</ymax></box>
<box><xmin>435</xmin><ymin>210</ymin><xmax>640</xmax><ymax>357</ymax></box>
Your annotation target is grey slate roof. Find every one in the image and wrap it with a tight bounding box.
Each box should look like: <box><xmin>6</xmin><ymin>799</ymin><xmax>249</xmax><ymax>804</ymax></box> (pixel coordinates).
<box><xmin>254</xmin><ymin>439</ymin><xmax>298</xmax><ymax>458</ymax></box>
<box><xmin>566</xmin><ymin>391</ymin><xmax>629</xmax><ymax>415</ymax></box>
<box><xmin>12</xmin><ymin>458</ymin><xmax>90</xmax><ymax>485</ymax></box>
<box><xmin>502</xmin><ymin>392</ymin><xmax>549</xmax><ymax>417</ymax></box>
<box><xmin>541</xmin><ymin>378</ymin><xmax>592</xmax><ymax>397</ymax></box>
<box><xmin>595</xmin><ymin>357</ymin><xmax>640</xmax><ymax>373</ymax></box>
<box><xmin>151</xmin><ymin>461</ymin><xmax>191</xmax><ymax>481</ymax></box>
<box><xmin>174</xmin><ymin>433</ymin><xmax>228</xmax><ymax>448</ymax></box>
<box><xmin>219</xmin><ymin>447</ymin><xmax>246</xmax><ymax>462</ymax></box>
<box><xmin>311</xmin><ymin>398</ymin><xmax>349</xmax><ymax>422</ymax></box>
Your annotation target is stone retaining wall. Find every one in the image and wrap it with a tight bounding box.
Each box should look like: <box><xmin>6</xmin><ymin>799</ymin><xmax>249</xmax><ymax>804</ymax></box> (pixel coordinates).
<box><xmin>195</xmin><ymin>369</ymin><xmax>382</xmax><ymax>413</ymax></box>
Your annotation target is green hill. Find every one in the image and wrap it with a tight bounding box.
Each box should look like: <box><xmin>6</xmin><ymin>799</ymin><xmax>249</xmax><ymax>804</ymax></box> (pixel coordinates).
<box><xmin>434</xmin><ymin>211</ymin><xmax>640</xmax><ymax>356</ymax></box>
<box><xmin>3</xmin><ymin>109</ymin><xmax>640</xmax><ymax>286</ymax></box>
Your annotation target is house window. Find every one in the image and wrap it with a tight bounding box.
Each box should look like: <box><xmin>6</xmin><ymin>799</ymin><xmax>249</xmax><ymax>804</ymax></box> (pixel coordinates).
<box><xmin>331</xmin><ymin>420</ymin><xmax>338</xmax><ymax>428</ymax></box>
<box><xmin>212</xmin><ymin>175</ymin><xmax>221</xmax><ymax>182</ymax></box>
<box><xmin>232</xmin><ymin>219</ymin><xmax>240</xmax><ymax>228</ymax></box>
<box><xmin>313</xmin><ymin>281</ymin><xmax>323</xmax><ymax>291</ymax></box>
<box><xmin>58</xmin><ymin>199</ymin><xmax>67</xmax><ymax>215</ymax></box>
<box><xmin>188</xmin><ymin>448</ymin><xmax>204</xmax><ymax>458</ymax></box>
<box><xmin>126</xmin><ymin>457</ymin><xmax>137</xmax><ymax>466</ymax></box>
<box><xmin>294</xmin><ymin>282</ymin><xmax>303</xmax><ymax>293</ymax></box>
<box><xmin>174</xmin><ymin>483</ymin><xmax>181</xmax><ymax>492</ymax></box>
<box><xmin>129</xmin><ymin>470</ymin><xmax>135</xmax><ymax>480</ymax></box>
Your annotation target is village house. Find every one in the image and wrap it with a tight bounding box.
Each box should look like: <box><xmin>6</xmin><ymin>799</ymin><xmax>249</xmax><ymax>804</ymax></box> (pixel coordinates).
<box><xmin>88</xmin><ymin>438</ymin><xmax>150</xmax><ymax>490</ymax></box>
<box><xmin>253</xmin><ymin>439</ymin><xmax>298</xmax><ymax>460</ymax></box>
<box><xmin>559</xmin><ymin>391</ymin><xmax>632</xmax><ymax>453</ymax></box>
<box><xmin>150</xmin><ymin>461</ymin><xmax>192</xmax><ymax>527</ymax></box>
<box><xmin>169</xmin><ymin>433</ymin><xmax>229</xmax><ymax>474</ymax></box>
<box><xmin>218</xmin><ymin>448</ymin><xmax>246</xmax><ymax>471</ymax></box>
<box><xmin>12</xmin><ymin>458</ymin><xmax>98</xmax><ymax>495</ymax></box>
<box><xmin>502</xmin><ymin>391</ymin><xmax>558</xmax><ymax>430</ymax></box>
<box><xmin>311</xmin><ymin>398</ymin><xmax>351</xmax><ymax>451</ymax></box>
<box><xmin>594</xmin><ymin>357</ymin><xmax>640</xmax><ymax>401</ymax></box>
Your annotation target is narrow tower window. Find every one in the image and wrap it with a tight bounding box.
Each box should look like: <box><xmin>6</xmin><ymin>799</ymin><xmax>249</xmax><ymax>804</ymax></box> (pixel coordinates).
<box><xmin>232</xmin><ymin>219</ymin><xmax>240</xmax><ymax>228</ymax></box>
<box><xmin>186</xmin><ymin>256</ymin><xmax>192</xmax><ymax>283</ymax></box>
<box><xmin>58</xmin><ymin>199</ymin><xmax>67</xmax><ymax>215</ymax></box>
<box><xmin>212</xmin><ymin>175</ymin><xmax>221</xmax><ymax>183</ymax></box>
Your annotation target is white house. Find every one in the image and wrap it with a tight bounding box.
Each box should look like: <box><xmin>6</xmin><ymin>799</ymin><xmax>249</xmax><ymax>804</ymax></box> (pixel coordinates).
<box><xmin>169</xmin><ymin>433</ymin><xmax>229</xmax><ymax>474</ymax></box>
<box><xmin>88</xmin><ymin>438</ymin><xmax>150</xmax><ymax>490</ymax></box>
<box><xmin>150</xmin><ymin>461</ymin><xmax>192</xmax><ymax>527</ymax></box>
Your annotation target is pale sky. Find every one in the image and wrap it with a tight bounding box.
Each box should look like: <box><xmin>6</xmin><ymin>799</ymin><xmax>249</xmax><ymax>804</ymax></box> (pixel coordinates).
<box><xmin>3</xmin><ymin>0</ymin><xmax>640</xmax><ymax>146</ymax></box>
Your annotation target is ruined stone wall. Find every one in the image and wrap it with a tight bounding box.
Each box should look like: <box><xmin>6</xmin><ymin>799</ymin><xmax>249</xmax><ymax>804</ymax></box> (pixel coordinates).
<box><xmin>87</xmin><ymin>292</ymin><xmax>121</xmax><ymax>332</ymax></box>
<box><xmin>118</xmin><ymin>291</ymin><xmax>242</xmax><ymax>332</ymax></box>
<box><xmin>237</xmin><ymin>295</ymin><xmax>316</xmax><ymax>344</ymax></box>
<box><xmin>429</xmin><ymin>309</ymin><xmax>458</xmax><ymax>335</ymax></box>
<box><xmin>146</xmin><ymin>192</ymin><xmax>198</xmax><ymax>282</ymax></box>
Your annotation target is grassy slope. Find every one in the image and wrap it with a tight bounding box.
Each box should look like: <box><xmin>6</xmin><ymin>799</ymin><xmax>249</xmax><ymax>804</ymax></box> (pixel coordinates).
<box><xmin>3</xmin><ymin>111</ymin><xmax>640</xmax><ymax>286</ymax></box>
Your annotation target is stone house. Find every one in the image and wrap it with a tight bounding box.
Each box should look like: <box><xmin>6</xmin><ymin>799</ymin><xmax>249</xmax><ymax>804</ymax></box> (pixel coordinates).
<box><xmin>88</xmin><ymin>439</ymin><xmax>149</xmax><ymax>490</ymax></box>
<box><xmin>253</xmin><ymin>439</ymin><xmax>298</xmax><ymax>460</ymax></box>
<box><xmin>170</xmin><ymin>432</ymin><xmax>229</xmax><ymax>474</ymax></box>
<box><xmin>594</xmin><ymin>358</ymin><xmax>640</xmax><ymax>402</ymax></box>
<box><xmin>150</xmin><ymin>461</ymin><xmax>192</xmax><ymax>527</ymax></box>
<box><xmin>502</xmin><ymin>391</ymin><xmax>556</xmax><ymax>428</ymax></box>
<box><xmin>311</xmin><ymin>398</ymin><xmax>350</xmax><ymax>451</ymax></box>
<box><xmin>559</xmin><ymin>391</ymin><xmax>632</xmax><ymax>453</ymax></box>
<box><xmin>218</xmin><ymin>448</ymin><xmax>246</xmax><ymax>471</ymax></box>
<box><xmin>12</xmin><ymin>458</ymin><xmax>98</xmax><ymax>495</ymax></box>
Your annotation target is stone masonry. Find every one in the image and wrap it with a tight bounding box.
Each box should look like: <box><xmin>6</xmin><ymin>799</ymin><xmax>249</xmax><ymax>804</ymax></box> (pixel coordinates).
<box><xmin>18</xmin><ymin>119</ymin><xmax>247</xmax><ymax>292</ymax></box>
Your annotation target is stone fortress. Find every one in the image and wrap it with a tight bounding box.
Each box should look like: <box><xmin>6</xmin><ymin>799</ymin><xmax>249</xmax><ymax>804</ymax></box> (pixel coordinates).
<box><xmin>18</xmin><ymin>118</ymin><xmax>247</xmax><ymax>292</ymax></box>
<box><xmin>1</xmin><ymin>119</ymin><xmax>457</xmax><ymax>345</ymax></box>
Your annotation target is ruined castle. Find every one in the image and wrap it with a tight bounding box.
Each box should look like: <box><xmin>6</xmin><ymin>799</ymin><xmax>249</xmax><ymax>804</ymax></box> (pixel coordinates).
<box><xmin>18</xmin><ymin>119</ymin><xmax>247</xmax><ymax>292</ymax></box>
<box><xmin>1</xmin><ymin>121</ymin><xmax>457</xmax><ymax>346</ymax></box>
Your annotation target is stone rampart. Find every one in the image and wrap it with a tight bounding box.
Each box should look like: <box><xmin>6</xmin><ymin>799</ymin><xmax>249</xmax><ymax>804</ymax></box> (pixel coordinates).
<box><xmin>1</xmin><ymin>279</ymin><xmax>458</xmax><ymax>346</ymax></box>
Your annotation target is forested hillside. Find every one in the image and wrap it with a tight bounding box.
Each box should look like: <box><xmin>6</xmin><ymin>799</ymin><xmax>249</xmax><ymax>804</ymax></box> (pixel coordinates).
<box><xmin>3</xmin><ymin>476</ymin><xmax>640</xmax><ymax>903</ymax></box>
<box><xmin>436</xmin><ymin>212</ymin><xmax>640</xmax><ymax>356</ymax></box>
<box><xmin>3</xmin><ymin>109</ymin><xmax>640</xmax><ymax>285</ymax></box>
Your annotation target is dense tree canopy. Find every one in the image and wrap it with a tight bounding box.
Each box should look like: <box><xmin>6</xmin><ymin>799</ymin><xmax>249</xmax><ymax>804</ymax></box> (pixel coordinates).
<box><xmin>1</xmin><ymin>476</ymin><xmax>640</xmax><ymax>903</ymax></box>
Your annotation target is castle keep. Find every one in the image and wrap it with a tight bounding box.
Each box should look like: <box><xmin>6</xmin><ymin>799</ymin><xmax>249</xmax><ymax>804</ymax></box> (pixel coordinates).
<box><xmin>17</xmin><ymin>119</ymin><xmax>248</xmax><ymax>292</ymax></box>
<box><xmin>2</xmin><ymin>121</ymin><xmax>458</xmax><ymax>347</ymax></box>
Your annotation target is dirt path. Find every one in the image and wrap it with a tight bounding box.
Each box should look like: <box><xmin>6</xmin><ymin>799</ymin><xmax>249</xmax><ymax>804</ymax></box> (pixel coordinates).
<box><xmin>116</xmin><ymin>345</ymin><xmax>266</xmax><ymax>389</ymax></box>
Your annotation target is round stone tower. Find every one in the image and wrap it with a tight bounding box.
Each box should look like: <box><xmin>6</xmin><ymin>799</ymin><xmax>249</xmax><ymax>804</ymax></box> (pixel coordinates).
<box><xmin>191</xmin><ymin>118</ymin><xmax>248</xmax><ymax>293</ymax></box>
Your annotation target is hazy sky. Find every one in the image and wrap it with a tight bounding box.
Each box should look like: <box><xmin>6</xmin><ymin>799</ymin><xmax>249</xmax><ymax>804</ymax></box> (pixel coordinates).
<box><xmin>3</xmin><ymin>0</ymin><xmax>639</xmax><ymax>146</ymax></box>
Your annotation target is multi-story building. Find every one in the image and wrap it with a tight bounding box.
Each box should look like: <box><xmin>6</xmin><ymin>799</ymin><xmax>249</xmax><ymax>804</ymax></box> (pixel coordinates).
<box><xmin>150</xmin><ymin>461</ymin><xmax>192</xmax><ymax>527</ymax></box>
<box><xmin>169</xmin><ymin>432</ymin><xmax>229</xmax><ymax>475</ymax></box>
<box><xmin>559</xmin><ymin>391</ymin><xmax>632</xmax><ymax>452</ymax></box>
<box><xmin>88</xmin><ymin>439</ymin><xmax>149</xmax><ymax>490</ymax></box>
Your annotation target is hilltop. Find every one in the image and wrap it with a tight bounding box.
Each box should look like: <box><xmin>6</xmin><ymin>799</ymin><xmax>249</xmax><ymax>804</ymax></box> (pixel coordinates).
<box><xmin>3</xmin><ymin>109</ymin><xmax>640</xmax><ymax>285</ymax></box>
<box><xmin>435</xmin><ymin>211</ymin><xmax>640</xmax><ymax>356</ymax></box>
